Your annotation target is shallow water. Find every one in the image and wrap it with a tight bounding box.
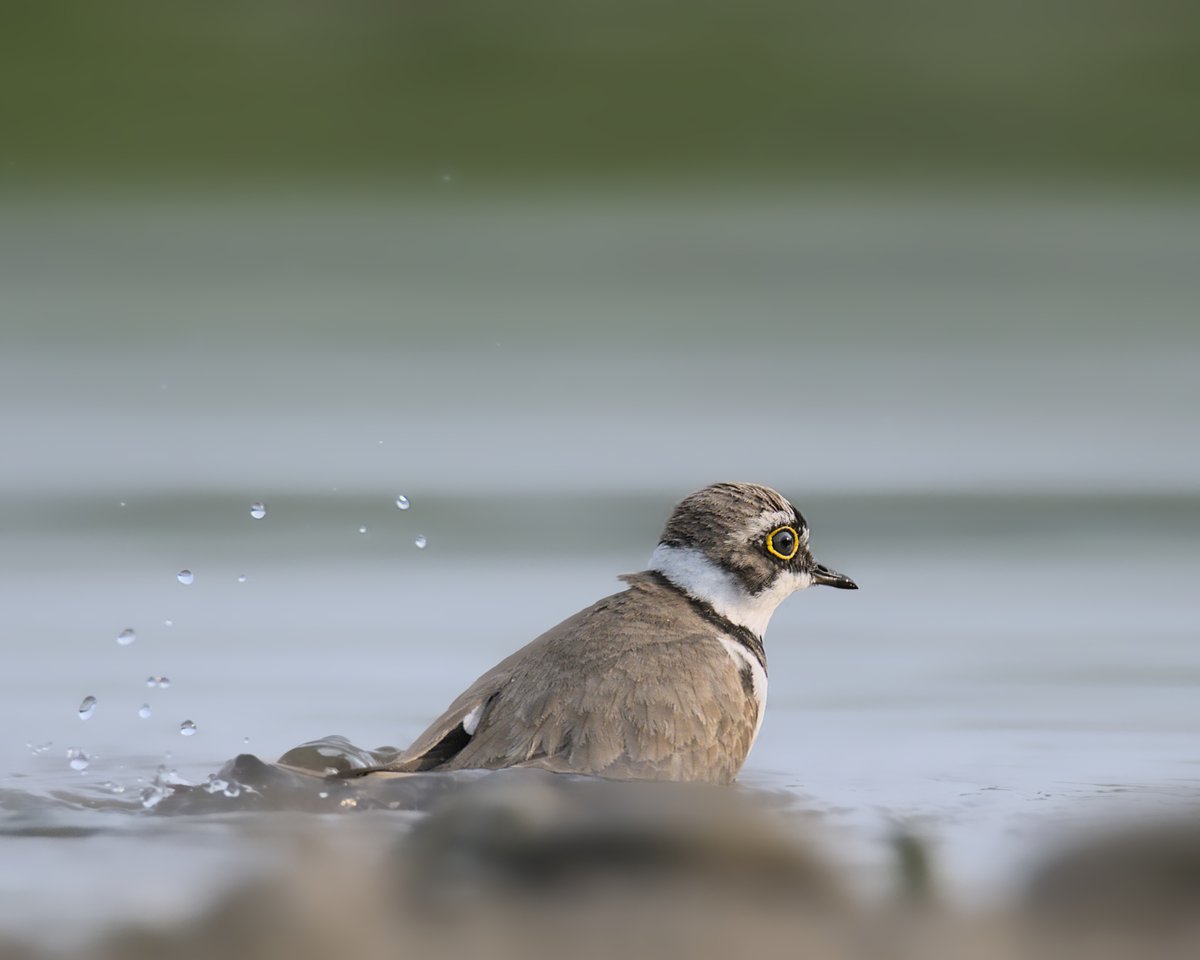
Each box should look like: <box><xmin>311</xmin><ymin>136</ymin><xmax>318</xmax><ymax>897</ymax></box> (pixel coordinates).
<box><xmin>3</xmin><ymin>489</ymin><xmax>1198</xmax><ymax>941</ymax></box>
<box><xmin>1</xmin><ymin>190</ymin><xmax>1198</xmax><ymax>948</ymax></box>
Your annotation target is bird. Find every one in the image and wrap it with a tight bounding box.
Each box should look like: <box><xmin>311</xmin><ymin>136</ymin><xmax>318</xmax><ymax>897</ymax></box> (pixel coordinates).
<box><xmin>349</xmin><ymin>482</ymin><xmax>856</xmax><ymax>784</ymax></box>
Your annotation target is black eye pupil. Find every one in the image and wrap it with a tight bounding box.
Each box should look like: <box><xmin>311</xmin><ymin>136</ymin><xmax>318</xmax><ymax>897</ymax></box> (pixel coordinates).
<box><xmin>773</xmin><ymin>530</ymin><xmax>795</xmax><ymax>555</ymax></box>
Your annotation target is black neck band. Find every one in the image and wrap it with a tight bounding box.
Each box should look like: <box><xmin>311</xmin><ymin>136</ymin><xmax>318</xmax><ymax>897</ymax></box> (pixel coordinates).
<box><xmin>646</xmin><ymin>571</ymin><xmax>767</xmax><ymax>674</ymax></box>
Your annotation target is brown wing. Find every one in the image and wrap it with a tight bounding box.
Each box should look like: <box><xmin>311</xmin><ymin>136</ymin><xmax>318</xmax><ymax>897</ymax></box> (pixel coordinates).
<box><xmin>349</xmin><ymin>600</ymin><xmax>604</xmax><ymax>775</ymax></box>
<box><xmin>353</xmin><ymin>574</ymin><xmax>756</xmax><ymax>784</ymax></box>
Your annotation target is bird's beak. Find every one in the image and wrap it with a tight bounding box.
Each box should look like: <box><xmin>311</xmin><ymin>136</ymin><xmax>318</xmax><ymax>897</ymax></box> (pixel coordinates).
<box><xmin>810</xmin><ymin>562</ymin><xmax>858</xmax><ymax>590</ymax></box>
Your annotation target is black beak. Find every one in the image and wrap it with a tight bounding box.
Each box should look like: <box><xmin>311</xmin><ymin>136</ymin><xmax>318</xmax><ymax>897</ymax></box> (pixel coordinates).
<box><xmin>811</xmin><ymin>562</ymin><xmax>858</xmax><ymax>590</ymax></box>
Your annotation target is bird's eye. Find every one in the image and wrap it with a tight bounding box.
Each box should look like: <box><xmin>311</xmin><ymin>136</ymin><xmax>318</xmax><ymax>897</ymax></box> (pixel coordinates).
<box><xmin>765</xmin><ymin>526</ymin><xmax>799</xmax><ymax>561</ymax></box>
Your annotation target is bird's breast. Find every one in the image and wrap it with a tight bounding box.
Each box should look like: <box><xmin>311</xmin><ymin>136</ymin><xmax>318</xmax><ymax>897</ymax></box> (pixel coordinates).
<box><xmin>716</xmin><ymin>634</ymin><xmax>768</xmax><ymax>749</ymax></box>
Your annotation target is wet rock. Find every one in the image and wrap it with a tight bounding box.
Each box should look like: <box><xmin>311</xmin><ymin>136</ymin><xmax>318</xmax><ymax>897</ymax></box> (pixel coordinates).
<box><xmin>150</xmin><ymin>753</ymin><xmax>489</xmax><ymax>815</ymax></box>
<box><xmin>276</xmin><ymin>734</ymin><xmax>398</xmax><ymax>775</ymax></box>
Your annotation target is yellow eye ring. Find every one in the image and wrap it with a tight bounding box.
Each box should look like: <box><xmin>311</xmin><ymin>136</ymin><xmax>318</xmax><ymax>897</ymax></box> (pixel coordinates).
<box><xmin>765</xmin><ymin>526</ymin><xmax>800</xmax><ymax>561</ymax></box>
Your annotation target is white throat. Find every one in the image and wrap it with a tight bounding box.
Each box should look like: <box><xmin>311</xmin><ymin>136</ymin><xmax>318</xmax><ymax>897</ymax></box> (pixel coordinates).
<box><xmin>648</xmin><ymin>544</ymin><xmax>811</xmax><ymax>638</ymax></box>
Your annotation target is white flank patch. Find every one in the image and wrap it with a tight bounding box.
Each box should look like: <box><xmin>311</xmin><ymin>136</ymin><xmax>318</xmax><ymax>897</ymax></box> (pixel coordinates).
<box><xmin>648</xmin><ymin>544</ymin><xmax>811</xmax><ymax>638</ymax></box>
<box><xmin>461</xmin><ymin>702</ymin><xmax>484</xmax><ymax>736</ymax></box>
<box><xmin>719</xmin><ymin>636</ymin><xmax>769</xmax><ymax>748</ymax></box>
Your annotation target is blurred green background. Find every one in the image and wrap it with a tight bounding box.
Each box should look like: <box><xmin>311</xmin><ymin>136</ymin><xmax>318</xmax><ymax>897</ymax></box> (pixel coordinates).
<box><xmin>3</xmin><ymin>0</ymin><xmax>1199</xmax><ymax>187</ymax></box>
<box><xmin>1</xmin><ymin>1</ymin><xmax>1197</xmax><ymax>497</ymax></box>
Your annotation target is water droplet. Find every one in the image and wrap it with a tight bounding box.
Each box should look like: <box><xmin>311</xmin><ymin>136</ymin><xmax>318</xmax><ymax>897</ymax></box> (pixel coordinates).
<box><xmin>67</xmin><ymin>748</ymin><xmax>90</xmax><ymax>772</ymax></box>
<box><xmin>158</xmin><ymin>766</ymin><xmax>190</xmax><ymax>787</ymax></box>
<box><xmin>242</xmin><ymin>736</ymin><xmax>250</xmax><ymax>745</ymax></box>
<box><xmin>204</xmin><ymin>775</ymin><xmax>229</xmax><ymax>795</ymax></box>
<box><xmin>414</xmin><ymin>535</ymin><xmax>427</xmax><ymax>549</ymax></box>
<box><xmin>395</xmin><ymin>494</ymin><xmax>411</xmax><ymax>510</ymax></box>
<box><xmin>116</xmin><ymin>627</ymin><xmax>136</xmax><ymax>646</ymax></box>
<box><xmin>27</xmin><ymin>741</ymin><xmax>53</xmax><ymax>756</ymax></box>
<box><xmin>176</xmin><ymin>569</ymin><xmax>194</xmax><ymax>585</ymax></box>
<box><xmin>140</xmin><ymin>783</ymin><xmax>172</xmax><ymax>809</ymax></box>
<box><xmin>339</xmin><ymin>797</ymin><xmax>358</xmax><ymax>809</ymax></box>
<box><xmin>159</xmin><ymin>676</ymin><xmax>171</xmax><ymax>689</ymax></box>
<box><xmin>78</xmin><ymin>696</ymin><xmax>97</xmax><ymax>720</ymax></box>
<box><xmin>138</xmin><ymin>704</ymin><xmax>152</xmax><ymax>719</ymax></box>
<box><xmin>179</xmin><ymin>720</ymin><xmax>197</xmax><ymax>736</ymax></box>
<box><xmin>119</xmin><ymin>501</ymin><xmax>127</xmax><ymax>508</ymax></box>
<box><xmin>164</xmin><ymin>619</ymin><xmax>174</xmax><ymax>628</ymax></box>
<box><xmin>250</xmin><ymin>501</ymin><xmax>267</xmax><ymax>519</ymax></box>
<box><xmin>236</xmin><ymin>574</ymin><xmax>247</xmax><ymax>583</ymax></box>
<box><xmin>358</xmin><ymin>525</ymin><xmax>368</xmax><ymax>534</ymax></box>
<box><xmin>317</xmin><ymin>791</ymin><xmax>329</xmax><ymax>799</ymax></box>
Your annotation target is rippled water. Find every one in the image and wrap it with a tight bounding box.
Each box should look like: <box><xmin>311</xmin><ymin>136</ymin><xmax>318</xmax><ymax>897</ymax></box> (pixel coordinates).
<box><xmin>1</xmin><ymin>190</ymin><xmax>1198</xmax><ymax>948</ymax></box>
<box><xmin>3</xmin><ymin>489</ymin><xmax>1197</xmax><ymax>939</ymax></box>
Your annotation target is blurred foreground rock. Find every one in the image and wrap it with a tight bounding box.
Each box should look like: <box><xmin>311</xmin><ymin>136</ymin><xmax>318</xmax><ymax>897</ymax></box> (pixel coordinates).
<box><xmin>1023</xmin><ymin>816</ymin><xmax>1200</xmax><ymax>960</ymax></box>
<box><xmin>3</xmin><ymin>772</ymin><xmax>1199</xmax><ymax>960</ymax></box>
<box><xmin>86</xmin><ymin>770</ymin><xmax>856</xmax><ymax>960</ymax></box>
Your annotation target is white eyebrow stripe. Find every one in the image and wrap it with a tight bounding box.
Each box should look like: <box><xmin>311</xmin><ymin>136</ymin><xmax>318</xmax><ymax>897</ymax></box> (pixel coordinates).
<box><xmin>746</xmin><ymin>509</ymin><xmax>796</xmax><ymax>533</ymax></box>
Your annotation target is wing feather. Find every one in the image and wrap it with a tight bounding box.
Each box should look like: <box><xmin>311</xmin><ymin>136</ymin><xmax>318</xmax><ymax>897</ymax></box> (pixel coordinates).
<box><xmin>352</xmin><ymin>574</ymin><xmax>757</xmax><ymax>783</ymax></box>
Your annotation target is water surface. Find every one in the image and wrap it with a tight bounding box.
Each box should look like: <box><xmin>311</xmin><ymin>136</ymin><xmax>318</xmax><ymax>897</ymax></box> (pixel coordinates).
<box><xmin>2</xmin><ymin>190</ymin><xmax>1198</xmax><ymax>946</ymax></box>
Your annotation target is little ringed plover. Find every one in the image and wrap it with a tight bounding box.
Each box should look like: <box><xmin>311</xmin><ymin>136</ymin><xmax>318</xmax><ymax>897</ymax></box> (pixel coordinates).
<box><xmin>349</xmin><ymin>481</ymin><xmax>856</xmax><ymax>784</ymax></box>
